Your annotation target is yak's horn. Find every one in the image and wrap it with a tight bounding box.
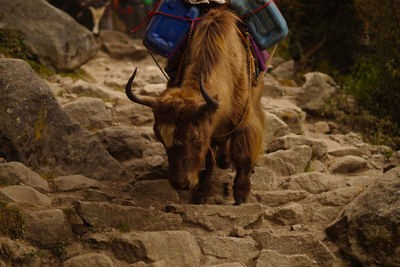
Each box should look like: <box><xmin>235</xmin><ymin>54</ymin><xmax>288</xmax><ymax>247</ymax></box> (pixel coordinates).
<box><xmin>199</xmin><ymin>73</ymin><xmax>219</xmax><ymax>111</ymax></box>
<box><xmin>125</xmin><ymin>67</ymin><xmax>156</xmax><ymax>108</ymax></box>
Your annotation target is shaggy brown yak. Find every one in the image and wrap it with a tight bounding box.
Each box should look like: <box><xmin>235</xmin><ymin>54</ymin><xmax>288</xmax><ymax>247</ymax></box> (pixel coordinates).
<box><xmin>126</xmin><ymin>8</ymin><xmax>265</xmax><ymax>205</ymax></box>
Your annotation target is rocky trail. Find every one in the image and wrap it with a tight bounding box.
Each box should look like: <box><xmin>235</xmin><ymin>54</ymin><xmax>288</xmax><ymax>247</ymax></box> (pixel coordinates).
<box><xmin>0</xmin><ymin>29</ymin><xmax>399</xmax><ymax>267</ymax></box>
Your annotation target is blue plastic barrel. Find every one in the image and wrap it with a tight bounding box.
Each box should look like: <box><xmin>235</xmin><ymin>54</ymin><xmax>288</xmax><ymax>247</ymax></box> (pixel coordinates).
<box><xmin>229</xmin><ymin>0</ymin><xmax>288</xmax><ymax>50</ymax></box>
<box><xmin>143</xmin><ymin>0</ymin><xmax>201</xmax><ymax>57</ymax></box>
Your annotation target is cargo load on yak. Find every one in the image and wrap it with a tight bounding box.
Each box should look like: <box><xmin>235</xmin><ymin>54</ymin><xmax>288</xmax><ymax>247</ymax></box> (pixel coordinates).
<box><xmin>131</xmin><ymin>0</ymin><xmax>288</xmax><ymax>84</ymax></box>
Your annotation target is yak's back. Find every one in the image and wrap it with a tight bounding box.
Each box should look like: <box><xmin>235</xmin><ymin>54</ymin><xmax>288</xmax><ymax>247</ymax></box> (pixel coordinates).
<box><xmin>189</xmin><ymin>8</ymin><xmax>241</xmax><ymax>77</ymax></box>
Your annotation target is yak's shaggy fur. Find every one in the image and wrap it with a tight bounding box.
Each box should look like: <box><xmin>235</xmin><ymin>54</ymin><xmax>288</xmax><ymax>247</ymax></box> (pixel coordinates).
<box><xmin>126</xmin><ymin>8</ymin><xmax>265</xmax><ymax>204</ymax></box>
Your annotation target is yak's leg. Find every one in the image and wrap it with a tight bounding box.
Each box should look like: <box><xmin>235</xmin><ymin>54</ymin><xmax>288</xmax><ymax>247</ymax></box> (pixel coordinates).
<box><xmin>193</xmin><ymin>149</ymin><xmax>215</xmax><ymax>204</ymax></box>
<box><xmin>230</xmin><ymin>118</ymin><xmax>263</xmax><ymax>205</ymax></box>
<box><xmin>230</xmin><ymin>137</ymin><xmax>253</xmax><ymax>205</ymax></box>
<box><xmin>215</xmin><ymin>139</ymin><xmax>231</xmax><ymax>169</ymax></box>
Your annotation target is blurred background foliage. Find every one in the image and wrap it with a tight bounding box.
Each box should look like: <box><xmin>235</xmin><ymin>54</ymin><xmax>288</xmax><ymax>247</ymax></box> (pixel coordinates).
<box><xmin>276</xmin><ymin>0</ymin><xmax>400</xmax><ymax>148</ymax></box>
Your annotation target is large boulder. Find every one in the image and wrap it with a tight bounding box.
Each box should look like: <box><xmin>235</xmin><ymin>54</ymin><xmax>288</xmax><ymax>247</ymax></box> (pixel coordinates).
<box><xmin>0</xmin><ymin>59</ymin><xmax>123</xmax><ymax>180</ymax></box>
<box><xmin>295</xmin><ymin>72</ymin><xmax>336</xmax><ymax>112</ymax></box>
<box><xmin>325</xmin><ymin>167</ymin><xmax>400</xmax><ymax>266</ymax></box>
<box><xmin>0</xmin><ymin>0</ymin><xmax>97</xmax><ymax>71</ymax></box>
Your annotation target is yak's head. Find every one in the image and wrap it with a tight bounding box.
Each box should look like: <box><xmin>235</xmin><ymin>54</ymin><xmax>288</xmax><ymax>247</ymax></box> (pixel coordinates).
<box><xmin>126</xmin><ymin>68</ymin><xmax>219</xmax><ymax>190</ymax></box>
<box><xmin>77</xmin><ymin>0</ymin><xmax>112</xmax><ymax>35</ymax></box>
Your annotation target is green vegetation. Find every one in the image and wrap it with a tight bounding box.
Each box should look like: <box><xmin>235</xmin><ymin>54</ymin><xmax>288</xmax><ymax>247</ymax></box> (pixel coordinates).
<box><xmin>0</xmin><ymin>201</ymin><xmax>25</xmax><ymax>239</ymax></box>
<box><xmin>116</xmin><ymin>222</ymin><xmax>131</xmax><ymax>233</ymax></box>
<box><xmin>62</xmin><ymin>207</ymin><xmax>76</xmax><ymax>218</ymax></box>
<box><xmin>23</xmin><ymin>249</ymin><xmax>45</xmax><ymax>262</ymax></box>
<box><xmin>277</xmin><ymin>0</ymin><xmax>400</xmax><ymax>149</ymax></box>
<box><xmin>60</xmin><ymin>68</ymin><xmax>92</xmax><ymax>82</ymax></box>
<box><xmin>0</xmin><ymin>27</ymin><xmax>53</xmax><ymax>77</ymax></box>
<box><xmin>0</xmin><ymin>244</ymin><xmax>12</xmax><ymax>259</ymax></box>
<box><xmin>51</xmin><ymin>241</ymin><xmax>66</xmax><ymax>257</ymax></box>
<box><xmin>0</xmin><ymin>27</ymin><xmax>90</xmax><ymax>80</ymax></box>
<box><xmin>38</xmin><ymin>173</ymin><xmax>57</xmax><ymax>181</ymax></box>
<box><xmin>0</xmin><ymin>28</ymin><xmax>35</xmax><ymax>61</ymax></box>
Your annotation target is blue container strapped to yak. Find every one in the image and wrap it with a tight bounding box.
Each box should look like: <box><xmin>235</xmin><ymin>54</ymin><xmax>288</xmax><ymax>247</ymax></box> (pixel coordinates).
<box><xmin>131</xmin><ymin>0</ymin><xmax>288</xmax><ymax>85</ymax></box>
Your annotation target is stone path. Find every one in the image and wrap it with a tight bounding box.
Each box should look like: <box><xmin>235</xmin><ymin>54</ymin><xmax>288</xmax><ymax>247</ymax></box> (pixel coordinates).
<box><xmin>0</xmin><ymin>33</ymin><xmax>399</xmax><ymax>267</ymax></box>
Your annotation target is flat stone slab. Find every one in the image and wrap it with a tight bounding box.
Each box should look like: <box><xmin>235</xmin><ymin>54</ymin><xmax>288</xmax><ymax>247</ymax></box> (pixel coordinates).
<box><xmin>267</xmin><ymin>134</ymin><xmax>328</xmax><ymax>160</ymax></box>
<box><xmin>281</xmin><ymin>172</ymin><xmax>335</xmax><ymax>194</ymax></box>
<box><xmin>62</xmin><ymin>97</ymin><xmax>112</xmax><ymax>130</ymax></box>
<box><xmin>266</xmin><ymin>202</ymin><xmax>304</xmax><ymax>225</ymax></box>
<box><xmin>198</xmin><ymin>236</ymin><xmax>259</xmax><ymax>266</ymax></box>
<box><xmin>74</xmin><ymin>201</ymin><xmax>182</xmax><ymax>231</ymax></box>
<box><xmin>318</xmin><ymin>186</ymin><xmax>364</xmax><ymax>206</ymax></box>
<box><xmin>329</xmin><ymin>156</ymin><xmax>369</xmax><ymax>174</ymax></box>
<box><xmin>0</xmin><ymin>185</ymin><xmax>51</xmax><ymax>206</ymax></box>
<box><xmin>112</xmin><ymin>231</ymin><xmax>201</xmax><ymax>266</ymax></box>
<box><xmin>251</xmin><ymin>231</ymin><xmax>336</xmax><ymax>265</ymax></box>
<box><xmin>54</xmin><ymin>175</ymin><xmax>104</xmax><ymax>192</ymax></box>
<box><xmin>62</xmin><ymin>253</ymin><xmax>114</xmax><ymax>267</ymax></box>
<box><xmin>0</xmin><ymin>161</ymin><xmax>50</xmax><ymax>192</ymax></box>
<box><xmin>328</xmin><ymin>146</ymin><xmax>365</xmax><ymax>157</ymax></box>
<box><xmin>166</xmin><ymin>203</ymin><xmax>266</xmax><ymax>235</ymax></box>
<box><xmin>207</xmin><ymin>263</ymin><xmax>245</xmax><ymax>267</ymax></box>
<box><xmin>261</xmin><ymin>146</ymin><xmax>313</xmax><ymax>177</ymax></box>
<box><xmin>256</xmin><ymin>249</ymin><xmax>318</xmax><ymax>267</ymax></box>
<box><xmin>254</xmin><ymin>190</ymin><xmax>309</xmax><ymax>207</ymax></box>
<box><xmin>130</xmin><ymin>180</ymin><xmax>180</xmax><ymax>209</ymax></box>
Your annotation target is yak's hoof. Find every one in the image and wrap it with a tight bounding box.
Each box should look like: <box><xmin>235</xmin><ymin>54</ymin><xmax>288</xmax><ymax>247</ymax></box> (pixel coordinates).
<box><xmin>217</xmin><ymin>159</ymin><xmax>231</xmax><ymax>169</ymax></box>
<box><xmin>233</xmin><ymin>198</ymin><xmax>247</xmax><ymax>206</ymax></box>
<box><xmin>193</xmin><ymin>191</ymin><xmax>222</xmax><ymax>205</ymax></box>
<box><xmin>193</xmin><ymin>194</ymin><xmax>212</xmax><ymax>204</ymax></box>
<box><xmin>233</xmin><ymin>186</ymin><xmax>250</xmax><ymax>206</ymax></box>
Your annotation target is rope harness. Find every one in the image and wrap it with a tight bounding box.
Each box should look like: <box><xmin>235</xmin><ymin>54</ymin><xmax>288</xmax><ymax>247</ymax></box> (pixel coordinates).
<box><xmin>131</xmin><ymin>0</ymin><xmax>276</xmax><ymax>34</ymax></box>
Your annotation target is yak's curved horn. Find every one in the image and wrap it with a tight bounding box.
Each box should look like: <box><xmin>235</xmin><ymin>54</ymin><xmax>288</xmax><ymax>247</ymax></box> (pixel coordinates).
<box><xmin>199</xmin><ymin>73</ymin><xmax>219</xmax><ymax>110</ymax></box>
<box><xmin>125</xmin><ymin>67</ymin><xmax>156</xmax><ymax>108</ymax></box>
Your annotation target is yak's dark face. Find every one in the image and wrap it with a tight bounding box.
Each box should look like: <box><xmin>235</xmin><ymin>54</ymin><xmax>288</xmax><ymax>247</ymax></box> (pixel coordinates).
<box><xmin>153</xmin><ymin>110</ymin><xmax>214</xmax><ymax>190</ymax></box>
<box><xmin>77</xmin><ymin>0</ymin><xmax>111</xmax><ymax>35</ymax></box>
<box><xmin>125</xmin><ymin>69</ymin><xmax>219</xmax><ymax>191</ymax></box>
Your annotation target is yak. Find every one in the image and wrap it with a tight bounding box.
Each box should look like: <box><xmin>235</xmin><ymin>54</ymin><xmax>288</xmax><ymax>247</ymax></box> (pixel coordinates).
<box><xmin>126</xmin><ymin>8</ymin><xmax>265</xmax><ymax>205</ymax></box>
<box><xmin>49</xmin><ymin>0</ymin><xmax>112</xmax><ymax>35</ymax></box>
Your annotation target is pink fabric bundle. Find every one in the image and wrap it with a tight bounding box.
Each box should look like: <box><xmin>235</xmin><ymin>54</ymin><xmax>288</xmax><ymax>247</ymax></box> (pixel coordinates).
<box><xmin>184</xmin><ymin>0</ymin><xmax>226</xmax><ymax>4</ymax></box>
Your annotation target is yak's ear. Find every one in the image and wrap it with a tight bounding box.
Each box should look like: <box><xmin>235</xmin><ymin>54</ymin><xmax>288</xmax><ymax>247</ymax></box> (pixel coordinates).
<box><xmin>195</xmin><ymin>94</ymin><xmax>219</xmax><ymax>117</ymax></box>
